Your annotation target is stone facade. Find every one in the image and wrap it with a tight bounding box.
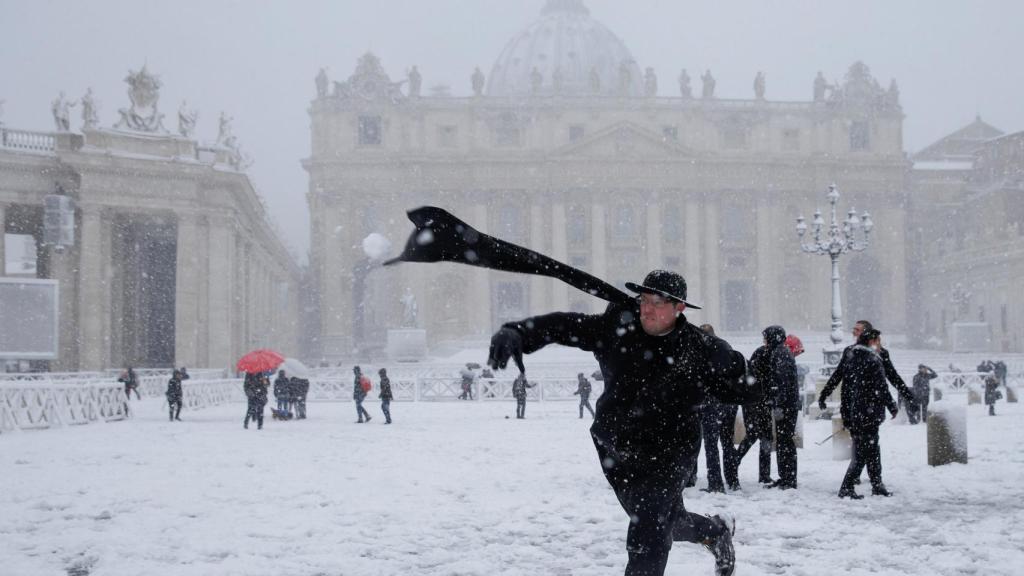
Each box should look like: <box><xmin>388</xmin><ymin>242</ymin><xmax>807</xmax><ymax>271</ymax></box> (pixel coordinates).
<box><xmin>910</xmin><ymin>119</ymin><xmax>1024</xmax><ymax>352</ymax></box>
<box><xmin>1</xmin><ymin>96</ymin><xmax>300</xmax><ymax>370</ymax></box>
<box><xmin>305</xmin><ymin>3</ymin><xmax>908</xmax><ymax>360</ymax></box>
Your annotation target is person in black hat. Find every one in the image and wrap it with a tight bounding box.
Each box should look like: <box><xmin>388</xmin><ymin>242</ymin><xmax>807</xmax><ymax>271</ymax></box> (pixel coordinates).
<box><xmin>488</xmin><ymin>269</ymin><xmax>752</xmax><ymax>576</ymax></box>
<box><xmin>818</xmin><ymin>328</ymin><xmax>898</xmax><ymax>499</ymax></box>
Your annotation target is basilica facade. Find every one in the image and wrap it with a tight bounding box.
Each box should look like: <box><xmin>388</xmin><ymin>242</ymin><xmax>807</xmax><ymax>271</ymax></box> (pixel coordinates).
<box><xmin>0</xmin><ymin>67</ymin><xmax>300</xmax><ymax>371</ymax></box>
<box><xmin>305</xmin><ymin>0</ymin><xmax>910</xmax><ymax>359</ymax></box>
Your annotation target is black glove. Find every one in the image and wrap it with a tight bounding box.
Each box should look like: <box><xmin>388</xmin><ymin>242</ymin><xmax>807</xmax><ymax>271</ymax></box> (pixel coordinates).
<box><xmin>889</xmin><ymin>406</ymin><xmax>899</xmax><ymax>419</ymax></box>
<box><xmin>488</xmin><ymin>328</ymin><xmax>525</xmax><ymax>373</ymax></box>
<box><xmin>818</xmin><ymin>398</ymin><xmax>827</xmax><ymax>411</ymax></box>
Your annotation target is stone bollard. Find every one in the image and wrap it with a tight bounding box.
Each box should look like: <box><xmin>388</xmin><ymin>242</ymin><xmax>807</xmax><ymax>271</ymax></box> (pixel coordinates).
<box><xmin>967</xmin><ymin>388</ymin><xmax>981</xmax><ymax>405</ymax></box>
<box><xmin>831</xmin><ymin>415</ymin><xmax>851</xmax><ymax>460</ymax></box>
<box><xmin>794</xmin><ymin>411</ymin><xmax>804</xmax><ymax>449</ymax></box>
<box><xmin>1006</xmin><ymin>386</ymin><xmax>1018</xmax><ymax>403</ymax></box>
<box><xmin>928</xmin><ymin>401</ymin><xmax>967</xmax><ymax>466</ymax></box>
<box><xmin>933</xmin><ymin>388</ymin><xmax>943</xmax><ymax>402</ymax></box>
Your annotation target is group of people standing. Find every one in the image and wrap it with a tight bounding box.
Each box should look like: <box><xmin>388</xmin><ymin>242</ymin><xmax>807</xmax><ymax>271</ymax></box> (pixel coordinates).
<box><xmin>273</xmin><ymin>370</ymin><xmax>311</xmax><ymax>420</ymax></box>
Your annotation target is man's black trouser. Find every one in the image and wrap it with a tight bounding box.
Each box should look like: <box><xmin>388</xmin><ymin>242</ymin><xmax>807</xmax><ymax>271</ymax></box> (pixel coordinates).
<box><xmin>841</xmin><ymin>425</ymin><xmax>883</xmax><ymax>491</ymax></box>
<box><xmin>579</xmin><ymin>394</ymin><xmax>595</xmax><ymax>418</ymax></box>
<box><xmin>734</xmin><ymin>402</ymin><xmax>773</xmax><ymax>483</ymax></box>
<box><xmin>774</xmin><ymin>407</ymin><xmax>798</xmax><ymax>486</ymax></box>
<box><xmin>168</xmin><ymin>400</ymin><xmax>182</xmax><ymax>420</ymax></box>
<box><xmin>700</xmin><ymin>403</ymin><xmax>739</xmax><ymax>490</ymax></box>
<box><xmin>594</xmin><ymin>412</ymin><xmax>725</xmax><ymax>576</ymax></box>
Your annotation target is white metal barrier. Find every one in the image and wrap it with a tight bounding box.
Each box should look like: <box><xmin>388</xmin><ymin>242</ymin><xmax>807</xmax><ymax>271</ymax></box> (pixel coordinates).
<box><xmin>0</xmin><ymin>381</ymin><xmax>128</xmax><ymax>433</ymax></box>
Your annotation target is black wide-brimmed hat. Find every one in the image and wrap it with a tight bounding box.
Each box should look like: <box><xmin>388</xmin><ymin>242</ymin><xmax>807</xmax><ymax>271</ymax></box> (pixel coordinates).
<box><xmin>625</xmin><ymin>270</ymin><xmax>702</xmax><ymax>309</ymax></box>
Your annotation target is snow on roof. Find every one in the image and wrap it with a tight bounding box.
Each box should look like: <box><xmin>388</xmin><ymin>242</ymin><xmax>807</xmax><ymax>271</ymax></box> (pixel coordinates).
<box><xmin>912</xmin><ymin>160</ymin><xmax>974</xmax><ymax>171</ymax></box>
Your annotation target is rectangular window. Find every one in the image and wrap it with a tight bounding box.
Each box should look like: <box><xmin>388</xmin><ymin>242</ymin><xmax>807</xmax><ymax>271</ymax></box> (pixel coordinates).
<box><xmin>569</xmin><ymin>125</ymin><xmax>585</xmax><ymax>142</ymax></box>
<box><xmin>662</xmin><ymin>126</ymin><xmax>678</xmax><ymax>142</ymax></box>
<box><xmin>495</xmin><ymin>113</ymin><xmax>521</xmax><ymax>147</ymax></box>
<box><xmin>722</xmin><ymin>126</ymin><xmax>746</xmax><ymax>149</ymax></box>
<box><xmin>850</xmin><ymin>120</ymin><xmax>870</xmax><ymax>151</ymax></box>
<box><xmin>567</xmin><ymin>205</ymin><xmax>587</xmax><ymax>247</ymax></box>
<box><xmin>358</xmin><ymin>116</ymin><xmax>382</xmax><ymax>146</ymax></box>
<box><xmin>438</xmin><ymin>125</ymin><xmax>458</xmax><ymax>148</ymax></box>
<box><xmin>662</xmin><ymin>204</ymin><xmax>682</xmax><ymax>244</ymax></box>
<box><xmin>612</xmin><ymin>205</ymin><xmax>638</xmax><ymax>241</ymax></box>
<box><xmin>783</xmin><ymin>128</ymin><xmax>800</xmax><ymax>151</ymax></box>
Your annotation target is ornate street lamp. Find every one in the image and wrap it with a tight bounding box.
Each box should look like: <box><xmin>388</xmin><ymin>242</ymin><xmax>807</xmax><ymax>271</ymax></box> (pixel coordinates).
<box><xmin>795</xmin><ymin>183</ymin><xmax>873</xmax><ymax>374</ymax></box>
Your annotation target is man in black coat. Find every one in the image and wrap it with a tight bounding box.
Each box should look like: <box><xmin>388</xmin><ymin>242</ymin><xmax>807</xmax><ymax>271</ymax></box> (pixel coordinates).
<box><xmin>489</xmin><ymin>270</ymin><xmax>752</xmax><ymax>576</ymax></box>
<box><xmin>911</xmin><ymin>365</ymin><xmax>937</xmax><ymax>424</ymax></box>
<box><xmin>574</xmin><ymin>372</ymin><xmax>596</xmax><ymax>419</ymax></box>
<box><xmin>731</xmin><ymin>346</ymin><xmax>775</xmax><ymax>487</ymax></box>
<box><xmin>165</xmin><ymin>369</ymin><xmax>184</xmax><ymax>422</ymax></box>
<box><xmin>755</xmin><ymin>325</ymin><xmax>799</xmax><ymax>489</ymax></box>
<box><xmin>826</xmin><ymin>320</ymin><xmax>915</xmax><ymax>408</ymax></box>
<box><xmin>243</xmin><ymin>372</ymin><xmax>266</xmax><ymax>430</ymax></box>
<box><xmin>696</xmin><ymin>323</ymin><xmax>739</xmax><ymax>493</ymax></box>
<box><xmin>818</xmin><ymin>329</ymin><xmax>898</xmax><ymax>499</ymax></box>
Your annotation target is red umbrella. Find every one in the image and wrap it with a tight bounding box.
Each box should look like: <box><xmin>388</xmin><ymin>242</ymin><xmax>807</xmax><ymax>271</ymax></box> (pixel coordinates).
<box><xmin>236</xmin><ymin>349</ymin><xmax>285</xmax><ymax>373</ymax></box>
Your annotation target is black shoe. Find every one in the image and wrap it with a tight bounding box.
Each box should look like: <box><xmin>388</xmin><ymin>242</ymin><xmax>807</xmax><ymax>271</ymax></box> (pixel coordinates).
<box><xmin>366</xmin><ymin>416</ymin><xmax>372</xmax><ymax>422</ymax></box>
<box><xmin>773</xmin><ymin>480</ymin><xmax>797</xmax><ymax>490</ymax></box>
<box><xmin>852</xmin><ymin>477</ymin><xmax>862</xmax><ymax>485</ymax></box>
<box><xmin>727</xmin><ymin>481</ymin><xmax>741</xmax><ymax>491</ymax></box>
<box><xmin>871</xmin><ymin>486</ymin><xmax>893</xmax><ymax>497</ymax></box>
<box><xmin>759</xmin><ymin>477</ymin><xmax>775</xmax><ymax>485</ymax></box>
<box><xmin>357</xmin><ymin>419</ymin><xmax>364</xmax><ymax>423</ymax></box>
<box><xmin>175</xmin><ymin>417</ymin><xmax>181</xmax><ymax>421</ymax></box>
<box><xmin>701</xmin><ymin>485</ymin><xmax>726</xmax><ymax>494</ymax></box>
<box><xmin>838</xmin><ymin>487</ymin><xmax>863</xmax><ymax>499</ymax></box>
<box><xmin>702</xmin><ymin>514</ymin><xmax>736</xmax><ymax>576</ymax></box>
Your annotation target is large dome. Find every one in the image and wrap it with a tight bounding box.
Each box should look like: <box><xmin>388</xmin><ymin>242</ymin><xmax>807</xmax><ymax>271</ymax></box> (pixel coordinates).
<box><xmin>486</xmin><ymin>0</ymin><xmax>642</xmax><ymax>98</ymax></box>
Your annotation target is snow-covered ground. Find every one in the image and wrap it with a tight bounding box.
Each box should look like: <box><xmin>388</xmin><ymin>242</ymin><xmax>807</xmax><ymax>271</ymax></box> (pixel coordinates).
<box><xmin>2</xmin><ymin>394</ymin><xmax>1023</xmax><ymax>575</ymax></box>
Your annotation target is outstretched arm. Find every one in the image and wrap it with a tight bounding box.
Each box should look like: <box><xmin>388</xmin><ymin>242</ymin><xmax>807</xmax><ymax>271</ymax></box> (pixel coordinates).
<box><xmin>488</xmin><ymin>311</ymin><xmax>605</xmax><ymax>372</ymax></box>
<box><xmin>880</xmin><ymin>348</ymin><xmax>915</xmax><ymax>404</ymax></box>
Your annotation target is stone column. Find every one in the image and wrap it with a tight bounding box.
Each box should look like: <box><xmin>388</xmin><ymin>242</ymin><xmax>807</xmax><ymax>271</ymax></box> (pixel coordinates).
<box><xmin>551</xmin><ymin>202</ymin><xmax>569</xmax><ymax>310</ymax></box>
<box><xmin>702</xmin><ymin>198</ymin><xmax>721</xmax><ymax>327</ymax></box>
<box><xmin>174</xmin><ymin>214</ymin><xmax>200</xmax><ymax>368</ymax></box>
<box><xmin>755</xmin><ymin>197</ymin><xmax>776</xmax><ymax>327</ymax></box>
<box><xmin>50</xmin><ymin>245</ymin><xmax>79</xmax><ymax>371</ymax></box>
<box><xmin>591</xmin><ymin>202</ymin><xmax>607</xmax><ymax>313</ymax></box>
<box><xmin>207</xmin><ymin>216</ymin><xmax>234</xmax><ymax>370</ymax></box>
<box><xmin>0</xmin><ymin>203</ymin><xmax>6</xmax><ymax>275</ymax></box>
<box><xmin>529</xmin><ymin>202</ymin><xmax>546</xmax><ymax>315</ymax></box>
<box><xmin>684</xmin><ymin>196</ymin><xmax>701</xmax><ymax>302</ymax></box>
<box><xmin>77</xmin><ymin>205</ymin><xmax>110</xmax><ymax>370</ymax></box>
<box><xmin>646</xmin><ymin>197</ymin><xmax>663</xmax><ymax>270</ymax></box>
<box><xmin>469</xmin><ymin>203</ymin><xmax>491</xmax><ymax>332</ymax></box>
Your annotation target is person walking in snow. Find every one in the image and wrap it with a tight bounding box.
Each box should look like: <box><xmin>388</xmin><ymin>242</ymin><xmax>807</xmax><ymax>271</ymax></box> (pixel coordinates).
<box><xmin>818</xmin><ymin>328</ymin><xmax>898</xmax><ymax>499</ymax></box>
<box><xmin>488</xmin><ymin>270</ymin><xmax>751</xmax><ymax>575</ymax></box>
<box><xmin>165</xmin><ymin>369</ymin><xmax>183</xmax><ymax>422</ymax></box>
<box><xmin>378</xmin><ymin>368</ymin><xmax>393</xmax><ymax>424</ymax></box>
<box><xmin>574</xmin><ymin>372</ymin><xmax>595</xmax><ymax>419</ymax></box>
<box><xmin>293</xmin><ymin>376</ymin><xmax>309</xmax><ymax>419</ymax></box>
<box><xmin>459</xmin><ymin>364</ymin><xmax>476</xmax><ymax>400</ymax></box>
<box><xmin>511</xmin><ymin>373</ymin><xmax>534</xmax><ymax>419</ymax></box>
<box><xmin>910</xmin><ymin>364</ymin><xmax>937</xmax><ymax>424</ymax></box>
<box><xmin>243</xmin><ymin>372</ymin><xmax>267</xmax><ymax>430</ymax></box>
<box><xmin>984</xmin><ymin>371</ymin><xmax>1002</xmax><ymax>416</ymax></box>
<box><xmin>119</xmin><ymin>366</ymin><xmax>140</xmax><ymax>401</ymax></box>
<box><xmin>353</xmin><ymin>366</ymin><xmax>372</xmax><ymax>423</ymax></box>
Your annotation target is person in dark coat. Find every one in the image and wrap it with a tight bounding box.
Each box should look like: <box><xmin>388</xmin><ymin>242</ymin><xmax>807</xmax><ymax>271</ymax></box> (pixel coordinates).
<box><xmin>379</xmin><ymin>368</ymin><xmax>393</xmax><ymax>424</ymax></box>
<box><xmin>826</xmin><ymin>320</ymin><xmax>915</xmax><ymax>411</ymax></box>
<box><xmin>119</xmin><ymin>367</ymin><xmax>140</xmax><ymax>401</ymax></box>
<box><xmin>292</xmin><ymin>377</ymin><xmax>309</xmax><ymax>419</ymax></box>
<box><xmin>574</xmin><ymin>372</ymin><xmax>595</xmax><ymax>419</ymax></box>
<box><xmin>984</xmin><ymin>372</ymin><xmax>1002</xmax><ymax>416</ymax></box>
<box><xmin>910</xmin><ymin>365</ymin><xmax>937</xmax><ymax>424</ymax></box>
<box><xmin>488</xmin><ymin>270</ymin><xmax>752</xmax><ymax>576</ymax></box>
<box><xmin>165</xmin><ymin>369</ymin><xmax>183</xmax><ymax>422</ymax></box>
<box><xmin>353</xmin><ymin>366</ymin><xmax>372</xmax><ymax>423</ymax></box>
<box><xmin>731</xmin><ymin>339</ymin><xmax>776</xmax><ymax>488</ymax></box>
<box><xmin>696</xmin><ymin>323</ymin><xmax>740</xmax><ymax>493</ymax></box>
<box><xmin>818</xmin><ymin>328</ymin><xmax>898</xmax><ymax>499</ymax></box>
<box><xmin>511</xmin><ymin>373</ymin><xmax>534</xmax><ymax>419</ymax></box>
<box><xmin>757</xmin><ymin>326</ymin><xmax>800</xmax><ymax>489</ymax></box>
<box><xmin>243</xmin><ymin>372</ymin><xmax>267</xmax><ymax>430</ymax></box>
<box><xmin>274</xmin><ymin>370</ymin><xmax>290</xmax><ymax>414</ymax></box>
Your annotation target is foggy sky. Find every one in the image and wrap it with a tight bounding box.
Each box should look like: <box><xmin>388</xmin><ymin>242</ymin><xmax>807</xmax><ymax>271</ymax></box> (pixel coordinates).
<box><xmin>2</xmin><ymin>0</ymin><xmax>1022</xmax><ymax>262</ymax></box>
